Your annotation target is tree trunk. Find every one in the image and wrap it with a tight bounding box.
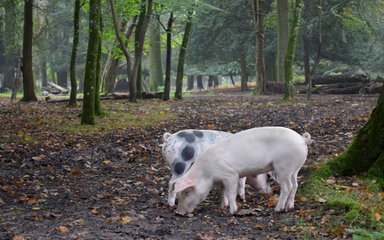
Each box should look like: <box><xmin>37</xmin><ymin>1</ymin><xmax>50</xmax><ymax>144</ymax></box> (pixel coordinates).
<box><xmin>0</xmin><ymin>13</ymin><xmax>4</xmax><ymax>88</ymax></box>
<box><xmin>130</xmin><ymin>0</ymin><xmax>152</xmax><ymax>102</ymax></box>
<box><xmin>208</xmin><ymin>75</ymin><xmax>214</xmax><ymax>88</ymax></box>
<box><xmin>102</xmin><ymin>52</ymin><xmax>119</xmax><ymax>95</ymax></box>
<box><xmin>254</xmin><ymin>0</ymin><xmax>267</xmax><ymax>95</ymax></box>
<box><xmin>40</xmin><ymin>58</ymin><xmax>47</xmax><ymax>88</ymax></box>
<box><xmin>148</xmin><ymin>15</ymin><xmax>164</xmax><ymax>92</ymax></box>
<box><xmin>187</xmin><ymin>75</ymin><xmax>194</xmax><ymax>90</ymax></box>
<box><xmin>21</xmin><ymin>0</ymin><xmax>37</xmax><ymax>102</ymax></box>
<box><xmin>163</xmin><ymin>12</ymin><xmax>173</xmax><ymax>101</ymax></box>
<box><xmin>81</xmin><ymin>0</ymin><xmax>100</xmax><ymax>125</ymax></box>
<box><xmin>57</xmin><ymin>69</ymin><xmax>68</xmax><ymax>88</ymax></box>
<box><xmin>283</xmin><ymin>0</ymin><xmax>303</xmax><ymax>100</ymax></box>
<box><xmin>327</xmin><ymin>87</ymin><xmax>384</xmax><ymax>183</ymax></box>
<box><xmin>239</xmin><ymin>42</ymin><xmax>248</xmax><ymax>92</ymax></box>
<box><xmin>303</xmin><ymin>36</ymin><xmax>313</xmax><ymax>100</ymax></box>
<box><xmin>265</xmin><ymin>53</ymin><xmax>277</xmax><ymax>82</ymax></box>
<box><xmin>196</xmin><ymin>75</ymin><xmax>204</xmax><ymax>89</ymax></box>
<box><xmin>1</xmin><ymin>0</ymin><xmax>19</xmax><ymax>91</ymax></box>
<box><xmin>303</xmin><ymin>35</ymin><xmax>310</xmax><ymax>85</ymax></box>
<box><xmin>95</xmin><ymin>12</ymin><xmax>103</xmax><ymax>116</ymax></box>
<box><xmin>276</xmin><ymin>0</ymin><xmax>288</xmax><ymax>83</ymax></box>
<box><xmin>109</xmin><ymin>3</ymin><xmax>136</xmax><ymax>95</ymax></box>
<box><xmin>175</xmin><ymin>10</ymin><xmax>193</xmax><ymax>100</ymax></box>
<box><xmin>213</xmin><ymin>76</ymin><xmax>219</xmax><ymax>87</ymax></box>
<box><xmin>68</xmin><ymin>0</ymin><xmax>80</xmax><ymax>107</ymax></box>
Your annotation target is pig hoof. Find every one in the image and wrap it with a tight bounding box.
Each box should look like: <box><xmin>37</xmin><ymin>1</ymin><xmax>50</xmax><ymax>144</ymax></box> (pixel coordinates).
<box><xmin>274</xmin><ymin>206</ymin><xmax>285</xmax><ymax>212</ymax></box>
<box><xmin>175</xmin><ymin>210</ymin><xmax>186</xmax><ymax>216</ymax></box>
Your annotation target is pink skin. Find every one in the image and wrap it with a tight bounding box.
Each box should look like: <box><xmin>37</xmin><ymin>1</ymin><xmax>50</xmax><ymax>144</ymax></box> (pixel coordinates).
<box><xmin>171</xmin><ymin>127</ymin><xmax>311</xmax><ymax>215</ymax></box>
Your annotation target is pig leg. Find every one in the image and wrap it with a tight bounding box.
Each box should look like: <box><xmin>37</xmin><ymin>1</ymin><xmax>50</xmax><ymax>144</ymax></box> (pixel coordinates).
<box><xmin>222</xmin><ymin>175</ymin><xmax>240</xmax><ymax>214</ymax></box>
<box><xmin>285</xmin><ymin>169</ymin><xmax>299</xmax><ymax>211</ymax></box>
<box><xmin>219</xmin><ymin>184</ymin><xmax>229</xmax><ymax>208</ymax></box>
<box><xmin>274</xmin><ymin>172</ymin><xmax>292</xmax><ymax>212</ymax></box>
<box><xmin>237</xmin><ymin>177</ymin><xmax>246</xmax><ymax>202</ymax></box>
<box><xmin>168</xmin><ymin>176</ymin><xmax>177</xmax><ymax>206</ymax></box>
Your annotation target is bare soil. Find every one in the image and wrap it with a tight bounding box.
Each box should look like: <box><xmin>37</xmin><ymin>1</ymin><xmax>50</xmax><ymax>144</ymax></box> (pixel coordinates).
<box><xmin>0</xmin><ymin>94</ymin><xmax>378</xmax><ymax>239</ymax></box>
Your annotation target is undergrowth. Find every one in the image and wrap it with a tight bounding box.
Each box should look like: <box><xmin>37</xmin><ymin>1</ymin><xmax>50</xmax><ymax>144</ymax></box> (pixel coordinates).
<box><xmin>302</xmin><ymin>165</ymin><xmax>384</xmax><ymax>238</ymax></box>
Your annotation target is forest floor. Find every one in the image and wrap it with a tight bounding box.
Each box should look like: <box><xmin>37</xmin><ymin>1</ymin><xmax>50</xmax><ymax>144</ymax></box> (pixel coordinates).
<box><xmin>0</xmin><ymin>93</ymin><xmax>383</xmax><ymax>240</ymax></box>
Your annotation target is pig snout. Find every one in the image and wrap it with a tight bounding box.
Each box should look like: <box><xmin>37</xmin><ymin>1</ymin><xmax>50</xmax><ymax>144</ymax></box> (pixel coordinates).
<box><xmin>175</xmin><ymin>206</ymin><xmax>189</xmax><ymax>216</ymax></box>
<box><xmin>247</xmin><ymin>173</ymin><xmax>273</xmax><ymax>194</ymax></box>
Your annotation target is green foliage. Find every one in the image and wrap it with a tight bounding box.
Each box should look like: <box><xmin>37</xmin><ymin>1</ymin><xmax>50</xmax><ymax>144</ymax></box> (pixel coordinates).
<box><xmin>303</xmin><ymin>167</ymin><xmax>384</xmax><ymax>232</ymax></box>
<box><xmin>347</xmin><ymin>229</ymin><xmax>384</xmax><ymax>240</ymax></box>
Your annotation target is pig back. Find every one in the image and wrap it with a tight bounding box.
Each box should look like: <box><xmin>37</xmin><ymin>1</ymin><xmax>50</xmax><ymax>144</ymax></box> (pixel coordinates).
<box><xmin>194</xmin><ymin>127</ymin><xmax>309</xmax><ymax>176</ymax></box>
<box><xmin>161</xmin><ymin>129</ymin><xmax>232</xmax><ymax>177</ymax></box>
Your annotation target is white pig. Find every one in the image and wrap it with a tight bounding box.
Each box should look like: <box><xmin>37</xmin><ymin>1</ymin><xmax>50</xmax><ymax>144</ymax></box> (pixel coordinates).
<box><xmin>171</xmin><ymin>127</ymin><xmax>311</xmax><ymax>215</ymax></box>
<box><xmin>161</xmin><ymin>129</ymin><xmax>275</xmax><ymax>207</ymax></box>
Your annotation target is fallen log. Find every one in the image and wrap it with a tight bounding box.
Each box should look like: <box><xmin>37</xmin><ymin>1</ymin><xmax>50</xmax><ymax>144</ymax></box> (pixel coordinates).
<box><xmin>359</xmin><ymin>82</ymin><xmax>383</xmax><ymax>94</ymax></box>
<box><xmin>312</xmin><ymin>73</ymin><xmax>370</xmax><ymax>85</ymax></box>
<box><xmin>42</xmin><ymin>82</ymin><xmax>69</xmax><ymax>95</ymax></box>
<box><xmin>316</xmin><ymin>83</ymin><xmax>365</xmax><ymax>94</ymax></box>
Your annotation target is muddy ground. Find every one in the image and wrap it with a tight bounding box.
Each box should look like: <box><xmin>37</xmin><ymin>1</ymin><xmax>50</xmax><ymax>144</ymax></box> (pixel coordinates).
<box><xmin>0</xmin><ymin>94</ymin><xmax>378</xmax><ymax>239</ymax></box>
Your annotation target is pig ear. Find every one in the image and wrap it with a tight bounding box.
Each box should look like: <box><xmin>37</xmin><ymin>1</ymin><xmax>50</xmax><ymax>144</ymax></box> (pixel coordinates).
<box><xmin>172</xmin><ymin>177</ymin><xmax>197</xmax><ymax>193</ymax></box>
<box><xmin>163</xmin><ymin>132</ymin><xmax>172</xmax><ymax>143</ymax></box>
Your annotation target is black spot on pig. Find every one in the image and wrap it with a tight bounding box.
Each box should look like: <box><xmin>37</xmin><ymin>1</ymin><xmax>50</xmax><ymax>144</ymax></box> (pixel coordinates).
<box><xmin>177</xmin><ymin>132</ymin><xmax>187</xmax><ymax>138</ymax></box>
<box><xmin>173</xmin><ymin>162</ymin><xmax>186</xmax><ymax>175</ymax></box>
<box><xmin>177</xmin><ymin>131</ymin><xmax>195</xmax><ymax>143</ymax></box>
<box><xmin>177</xmin><ymin>132</ymin><xmax>195</xmax><ymax>143</ymax></box>
<box><xmin>184</xmin><ymin>133</ymin><xmax>195</xmax><ymax>143</ymax></box>
<box><xmin>181</xmin><ymin>145</ymin><xmax>195</xmax><ymax>161</ymax></box>
<box><xmin>193</xmin><ymin>130</ymin><xmax>204</xmax><ymax>138</ymax></box>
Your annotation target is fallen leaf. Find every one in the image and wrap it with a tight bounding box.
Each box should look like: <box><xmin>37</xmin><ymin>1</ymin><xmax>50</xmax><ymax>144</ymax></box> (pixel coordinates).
<box><xmin>255</xmin><ymin>224</ymin><xmax>264</xmax><ymax>230</ymax></box>
<box><xmin>323</xmin><ymin>178</ymin><xmax>336</xmax><ymax>184</ymax></box>
<box><xmin>196</xmin><ymin>233</ymin><xmax>214</xmax><ymax>240</ymax></box>
<box><xmin>120</xmin><ymin>216</ymin><xmax>133</xmax><ymax>224</ymax></box>
<box><xmin>235</xmin><ymin>208</ymin><xmax>262</xmax><ymax>216</ymax></box>
<box><xmin>374</xmin><ymin>212</ymin><xmax>381</xmax><ymax>221</ymax></box>
<box><xmin>91</xmin><ymin>208</ymin><xmax>101</xmax><ymax>215</ymax></box>
<box><xmin>27</xmin><ymin>198</ymin><xmax>37</xmax><ymax>205</ymax></box>
<box><xmin>71</xmin><ymin>168</ymin><xmax>80</xmax><ymax>176</ymax></box>
<box><xmin>266</xmin><ymin>195</ymin><xmax>277</xmax><ymax>207</ymax></box>
<box><xmin>1</xmin><ymin>185</ymin><xmax>11</xmax><ymax>191</ymax></box>
<box><xmin>32</xmin><ymin>155</ymin><xmax>45</xmax><ymax>161</ymax></box>
<box><xmin>317</xmin><ymin>197</ymin><xmax>327</xmax><ymax>203</ymax></box>
<box><xmin>57</xmin><ymin>225</ymin><xmax>69</xmax><ymax>233</ymax></box>
<box><xmin>12</xmin><ymin>236</ymin><xmax>26</xmax><ymax>240</ymax></box>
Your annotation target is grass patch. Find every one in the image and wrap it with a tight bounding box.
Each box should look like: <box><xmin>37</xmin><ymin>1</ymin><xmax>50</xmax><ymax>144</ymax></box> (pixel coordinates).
<box><xmin>302</xmin><ymin>165</ymin><xmax>384</xmax><ymax>235</ymax></box>
<box><xmin>55</xmin><ymin>109</ymin><xmax>175</xmax><ymax>134</ymax></box>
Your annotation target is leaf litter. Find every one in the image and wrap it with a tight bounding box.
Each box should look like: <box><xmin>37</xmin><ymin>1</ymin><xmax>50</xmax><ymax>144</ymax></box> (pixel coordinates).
<box><xmin>0</xmin><ymin>94</ymin><xmax>380</xmax><ymax>239</ymax></box>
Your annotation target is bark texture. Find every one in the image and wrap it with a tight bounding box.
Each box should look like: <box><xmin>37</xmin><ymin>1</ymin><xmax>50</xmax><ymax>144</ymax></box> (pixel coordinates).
<box><xmin>277</xmin><ymin>0</ymin><xmax>288</xmax><ymax>83</ymax></box>
<box><xmin>284</xmin><ymin>0</ymin><xmax>303</xmax><ymax>100</ymax></box>
<box><xmin>81</xmin><ymin>0</ymin><xmax>100</xmax><ymax>125</ymax></box>
<box><xmin>148</xmin><ymin>15</ymin><xmax>164</xmax><ymax>92</ymax></box>
<box><xmin>327</xmin><ymin>87</ymin><xmax>384</xmax><ymax>183</ymax></box>
<box><xmin>68</xmin><ymin>0</ymin><xmax>80</xmax><ymax>107</ymax></box>
<box><xmin>175</xmin><ymin>10</ymin><xmax>193</xmax><ymax>100</ymax></box>
<box><xmin>21</xmin><ymin>0</ymin><xmax>37</xmax><ymax>102</ymax></box>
